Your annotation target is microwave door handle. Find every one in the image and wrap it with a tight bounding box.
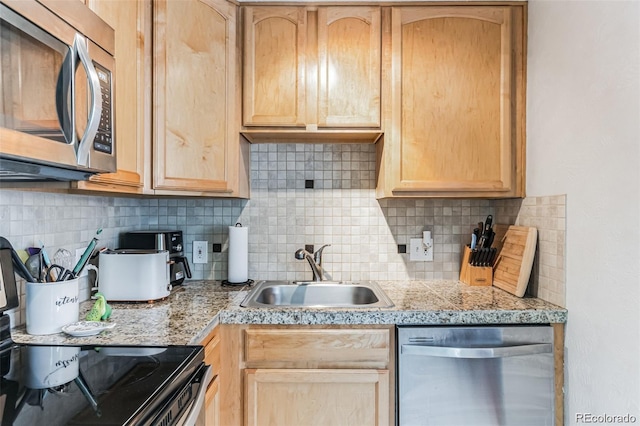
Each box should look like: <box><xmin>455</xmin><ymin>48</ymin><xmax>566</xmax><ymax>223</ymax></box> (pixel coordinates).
<box><xmin>73</xmin><ymin>34</ymin><xmax>102</xmax><ymax>167</ymax></box>
<box><xmin>400</xmin><ymin>343</ymin><xmax>552</xmax><ymax>359</ymax></box>
<box><xmin>55</xmin><ymin>48</ymin><xmax>75</xmax><ymax>145</ymax></box>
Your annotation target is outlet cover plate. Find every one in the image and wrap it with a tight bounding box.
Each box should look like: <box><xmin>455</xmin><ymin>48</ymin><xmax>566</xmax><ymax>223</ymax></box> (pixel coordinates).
<box><xmin>409</xmin><ymin>238</ymin><xmax>433</xmax><ymax>262</ymax></box>
<box><xmin>193</xmin><ymin>241</ymin><xmax>208</xmax><ymax>264</ymax></box>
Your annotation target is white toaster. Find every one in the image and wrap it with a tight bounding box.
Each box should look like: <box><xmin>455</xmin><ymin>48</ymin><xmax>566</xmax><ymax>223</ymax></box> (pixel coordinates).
<box><xmin>98</xmin><ymin>249</ymin><xmax>171</xmax><ymax>301</ymax></box>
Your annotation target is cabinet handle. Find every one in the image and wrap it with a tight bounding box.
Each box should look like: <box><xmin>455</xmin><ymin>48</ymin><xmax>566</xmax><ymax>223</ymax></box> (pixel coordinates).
<box><xmin>401</xmin><ymin>343</ymin><xmax>552</xmax><ymax>359</ymax></box>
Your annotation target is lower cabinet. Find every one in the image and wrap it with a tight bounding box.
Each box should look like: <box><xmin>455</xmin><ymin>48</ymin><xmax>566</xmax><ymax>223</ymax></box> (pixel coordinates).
<box><xmin>244</xmin><ymin>368</ymin><xmax>388</xmax><ymax>426</ymax></box>
<box><xmin>219</xmin><ymin>325</ymin><xmax>394</xmax><ymax>426</ymax></box>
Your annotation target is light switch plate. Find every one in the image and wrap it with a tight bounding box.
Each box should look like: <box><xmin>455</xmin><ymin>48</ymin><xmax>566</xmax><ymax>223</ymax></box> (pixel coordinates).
<box><xmin>193</xmin><ymin>241</ymin><xmax>208</xmax><ymax>264</ymax></box>
<box><xmin>409</xmin><ymin>238</ymin><xmax>433</xmax><ymax>262</ymax></box>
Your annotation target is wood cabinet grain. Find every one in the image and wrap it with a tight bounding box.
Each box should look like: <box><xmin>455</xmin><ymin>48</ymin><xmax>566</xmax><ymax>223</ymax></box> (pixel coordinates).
<box><xmin>242</xmin><ymin>6</ymin><xmax>383</xmax><ymax>143</ymax></box>
<box><xmin>220</xmin><ymin>324</ymin><xmax>394</xmax><ymax>426</ymax></box>
<box><xmin>245</xmin><ymin>369</ymin><xmax>389</xmax><ymax>426</ymax></box>
<box><xmin>153</xmin><ymin>0</ymin><xmax>249</xmax><ymax>197</ymax></box>
<box><xmin>376</xmin><ymin>5</ymin><xmax>526</xmax><ymax>198</ymax></box>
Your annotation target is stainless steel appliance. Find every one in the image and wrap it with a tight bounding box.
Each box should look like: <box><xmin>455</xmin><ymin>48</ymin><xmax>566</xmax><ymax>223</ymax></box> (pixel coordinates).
<box><xmin>98</xmin><ymin>249</ymin><xmax>172</xmax><ymax>302</ymax></box>
<box><xmin>0</xmin><ymin>0</ymin><xmax>116</xmax><ymax>181</ymax></box>
<box><xmin>397</xmin><ymin>325</ymin><xmax>555</xmax><ymax>426</ymax></box>
<box><xmin>121</xmin><ymin>231</ymin><xmax>192</xmax><ymax>286</ymax></box>
<box><xmin>0</xmin><ymin>238</ymin><xmax>211</xmax><ymax>426</ymax></box>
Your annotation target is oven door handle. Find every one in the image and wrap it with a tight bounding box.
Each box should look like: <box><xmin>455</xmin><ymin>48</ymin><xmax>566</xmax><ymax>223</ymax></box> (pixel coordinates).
<box><xmin>180</xmin><ymin>365</ymin><xmax>213</xmax><ymax>425</ymax></box>
<box><xmin>73</xmin><ymin>33</ymin><xmax>102</xmax><ymax>167</ymax></box>
<box><xmin>401</xmin><ymin>343</ymin><xmax>552</xmax><ymax>359</ymax></box>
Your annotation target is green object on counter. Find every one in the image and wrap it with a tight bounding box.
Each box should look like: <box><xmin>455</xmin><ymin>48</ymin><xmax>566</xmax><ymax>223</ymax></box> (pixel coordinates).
<box><xmin>86</xmin><ymin>292</ymin><xmax>107</xmax><ymax>321</ymax></box>
<box><xmin>101</xmin><ymin>303</ymin><xmax>112</xmax><ymax>321</ymax></box>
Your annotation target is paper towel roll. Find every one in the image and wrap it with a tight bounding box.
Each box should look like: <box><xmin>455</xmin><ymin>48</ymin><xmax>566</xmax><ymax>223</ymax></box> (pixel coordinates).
<box><xmin>228</xmin><ymin>224</ymin><xmax>248</xmax><ymax>283</ymax></box>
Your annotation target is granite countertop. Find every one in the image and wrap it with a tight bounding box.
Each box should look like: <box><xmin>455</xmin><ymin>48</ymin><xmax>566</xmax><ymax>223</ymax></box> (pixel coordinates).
<box><xmin>11</xmin><ymin>280</ymin><xmax>567</xmax><ymax>347</ymax></box>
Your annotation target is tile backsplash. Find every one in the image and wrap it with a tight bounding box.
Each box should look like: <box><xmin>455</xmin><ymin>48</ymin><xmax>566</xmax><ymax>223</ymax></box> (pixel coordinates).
<box><xmin>0</xmin><ymin>143</ymin><xmax>566</xmax><ymax>326</ymax></box>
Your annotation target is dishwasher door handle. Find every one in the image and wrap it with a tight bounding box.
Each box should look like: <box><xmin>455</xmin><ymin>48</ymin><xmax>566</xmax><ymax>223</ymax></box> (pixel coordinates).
<box><xmin>401</xmin><ymin>343</ymin><xmax>552</xmax><ymax>359</ymax></box>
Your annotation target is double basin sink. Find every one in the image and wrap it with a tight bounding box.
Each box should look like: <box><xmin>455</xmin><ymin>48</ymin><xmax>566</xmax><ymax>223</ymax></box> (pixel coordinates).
<box><xmin>240</xmin><ymin>280</ymin><xmax>394</xmax><ymax>309</ymax></box>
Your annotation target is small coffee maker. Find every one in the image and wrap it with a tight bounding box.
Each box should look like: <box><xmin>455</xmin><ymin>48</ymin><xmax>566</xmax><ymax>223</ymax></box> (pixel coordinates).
<box><xmin>120</xmin><ymin>230</ymin><xmax>192</xmax><ymax>286</ymax></box>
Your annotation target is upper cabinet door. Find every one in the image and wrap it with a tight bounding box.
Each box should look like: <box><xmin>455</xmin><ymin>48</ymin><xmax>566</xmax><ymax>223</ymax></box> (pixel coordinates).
<box><xmin>378</xmin><ymin>6</ymin><xmax>525</xmax><ymax>198</ymax></box>
<box><xmin>154</xmin><ymin>0</ymin><xmax>241</xmax><ymax>194</ymax></box>
<box><xmin>242</xmin><ymin>5</ymin><xmax>383</xmax><ymax>138</ymax></box>
<box><xmin>243</xmin><ymin>7</ymin><xmax>307</xmax><ymax>127</ymax></box>
<box><xmin>317</xmin><ymin>7</ymin><xmax>381</xmax><ymax>128</ymax></box>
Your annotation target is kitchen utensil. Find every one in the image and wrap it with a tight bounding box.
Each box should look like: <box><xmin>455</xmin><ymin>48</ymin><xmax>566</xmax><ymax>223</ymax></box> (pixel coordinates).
<box><xmin>459</xmin><ymin>246</ymin><xmax>493</xmax><ymax>286</ymax></box>
<box><xmin>69</xmin><ymin>229</ymin><xmax>102</xmax><ymax>279</ymax></box>
<box><xmin>45</xmin><ymin>264</ymin><xmax>72</xmax><ymax>282</ymax></box>
<box><xmin>25</xmin><ymin>254</ymin><xmax>43</xmax><ymax>282</ymax></box>
<box><xmin>0</xmin><ymin>237</ymin><xmax>36</xmax><ymax>282</ymax></box>
<box><xmin>492</xmin><ymin>226</ymin><xmax>537</xmax><ymax>297</ymax></box>
<box><xmin>39</xmin><ymin>241</ymin><xmax>52</xmax><ymax>268</ymax></box>
<box><xmin>53</xmin><ymin>249</ymin><xmax>73</xmax><ymax>270</ymax></box>
<box><xmin>478</xmin><ymin>215</ymin><xmax>494</xmax><ymax>248</ymax></box>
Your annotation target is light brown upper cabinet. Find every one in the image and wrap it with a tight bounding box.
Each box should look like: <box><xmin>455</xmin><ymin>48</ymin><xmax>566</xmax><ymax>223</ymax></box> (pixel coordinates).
<box><xmin>73</xmin><ymin>0</ymin><xmax>148</xmax><ymax>194</ymax></box>
<box><xmin>241</xmin><ymin>6</ymin><xmax>383</xmax><ymax>143</ymax></box>
<box><xmin>153</xmin><ymin>0</ymin><xmax>249</xmax><ymax>197</ymax></box>
<box><xmin>376</xmin><ymin>6</ymin><xmax>526</xmax><ymax>198</ymax></box>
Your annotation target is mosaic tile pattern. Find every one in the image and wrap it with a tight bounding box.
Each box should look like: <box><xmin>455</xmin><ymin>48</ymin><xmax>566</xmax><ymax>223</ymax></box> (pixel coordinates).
<box><xmin>518</xmin><ymin>195</ymin><xmax>566</xmax><ymax>307</ymax></box>
<box><xmin>0</xmin><ymin>145</ymin><xmax>567</xmax><ymax>326</ymax></box>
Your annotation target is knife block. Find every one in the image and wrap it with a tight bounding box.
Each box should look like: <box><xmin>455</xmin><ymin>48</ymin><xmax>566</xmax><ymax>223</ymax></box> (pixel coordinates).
<box><xmin>459</xmin><ymin>246</ymin><xmax>493</xmax><ymax>286</ymax></box>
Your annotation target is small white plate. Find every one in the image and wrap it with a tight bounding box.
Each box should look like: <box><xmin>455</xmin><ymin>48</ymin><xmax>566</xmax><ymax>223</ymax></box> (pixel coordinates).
<box><xmin>62</xmin><ymin>321</ymin><xmax>116</xmax><ymax>337</ymax></box>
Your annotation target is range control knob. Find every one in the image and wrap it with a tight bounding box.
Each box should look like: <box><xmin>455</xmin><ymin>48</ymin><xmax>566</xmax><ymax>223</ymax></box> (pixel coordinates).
<box><xmin>175</xmin><ymin>243</ymin><xmax>182</xmax><ymax>253</ymax></box>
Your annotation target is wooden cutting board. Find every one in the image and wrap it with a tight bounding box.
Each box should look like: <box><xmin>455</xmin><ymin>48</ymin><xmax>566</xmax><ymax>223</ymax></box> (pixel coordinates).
<box><xmin>492</xmin><ymin>226</ymin><xmax>537</xmax><ymax>297</ymax></box>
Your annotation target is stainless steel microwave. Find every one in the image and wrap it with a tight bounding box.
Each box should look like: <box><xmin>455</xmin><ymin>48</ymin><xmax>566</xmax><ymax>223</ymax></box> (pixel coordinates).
<box><xmin>0</xmin><ymin>0</ymin><xmax>115</xmax><ymax>181</ymax></box>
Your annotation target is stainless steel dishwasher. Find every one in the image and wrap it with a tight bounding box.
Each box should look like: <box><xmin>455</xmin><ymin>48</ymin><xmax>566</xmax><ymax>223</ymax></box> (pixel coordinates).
<box><xmin>397</xmin><ymin>325</ymin><xmax>554</xmax><ymax>426</ymax></box>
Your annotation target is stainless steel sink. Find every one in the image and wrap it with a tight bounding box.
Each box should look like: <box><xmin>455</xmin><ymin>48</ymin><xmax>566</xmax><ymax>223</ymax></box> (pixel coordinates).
<box><xmin>240</xmin><ymin>280</ymin><xmax>394</xmax><ymax>308</ymax></box>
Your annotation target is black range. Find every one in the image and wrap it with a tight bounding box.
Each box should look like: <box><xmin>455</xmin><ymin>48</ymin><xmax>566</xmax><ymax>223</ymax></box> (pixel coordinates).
<box><xmin>0</xmin><ymin>244</ymin><xmax>211</xmax><ymax>426</ymax></box>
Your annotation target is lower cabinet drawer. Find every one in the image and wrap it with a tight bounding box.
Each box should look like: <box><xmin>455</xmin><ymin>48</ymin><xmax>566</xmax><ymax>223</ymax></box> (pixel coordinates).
<box><xmin>243</xmin><ymin>328</ymin><xmax>390</xmax><ymax>368</ymax></box>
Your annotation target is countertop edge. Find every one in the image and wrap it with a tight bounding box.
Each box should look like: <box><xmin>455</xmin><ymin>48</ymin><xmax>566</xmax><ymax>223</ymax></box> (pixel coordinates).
<box><xmin>10</xmin><ymin>280</ymin><xmax>567</xmax><ymax>347</ymax></box>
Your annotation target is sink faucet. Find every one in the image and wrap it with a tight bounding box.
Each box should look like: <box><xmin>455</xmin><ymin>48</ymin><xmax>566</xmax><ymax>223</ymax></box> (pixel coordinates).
<box><xmin>295</xmin><ymin>244</ymin><xmax>331</xmax><ymax>281</ymax></box>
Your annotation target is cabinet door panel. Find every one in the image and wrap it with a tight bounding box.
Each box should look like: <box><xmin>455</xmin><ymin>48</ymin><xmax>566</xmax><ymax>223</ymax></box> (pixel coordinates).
<box><xmin>402</xmin><ymin>17</ymin><xmax>503</xmax><ymax>184</ymax></box>
<box><xmin>397</xmin><ymin>7</ymin><xmax>512</xmax><ymax>192</ymax></box>
<box><xmin>154</xmin><ymin>0</ymin><xmax>235</xmax><ymax>192</ymax></box>
<box><xmin>245</xmin><ymin>369</ymin><xmax>389</xmax><ymax>426</ymax></box>
<box><xmin>318</xmin><ymin>7</ymin><xmax>381</xmax><ymax>128</ymax></box>
<box><xmin>378</xmin><ymin>6</ymin><xmax>524</xmax><ymax>198</ymax></box>
<box><xmin>243</xmin><ymin>7</ymin><xmax>306</xmax><ymax>126</ymax></box>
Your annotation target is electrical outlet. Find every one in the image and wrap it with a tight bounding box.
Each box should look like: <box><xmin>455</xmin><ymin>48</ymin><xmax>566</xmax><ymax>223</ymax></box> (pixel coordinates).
<box><xmin>409</xmin><ymin>238</ymin><xmax>433</xmax><ymax>262</ymax></box>
<box><xmin>193</xmin><ymin>241</ymin><xmax>208</xmax><ymax>264</ymax></box>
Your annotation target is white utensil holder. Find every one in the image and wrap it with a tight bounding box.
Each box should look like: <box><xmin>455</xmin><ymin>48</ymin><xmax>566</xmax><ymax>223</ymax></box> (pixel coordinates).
<box><xmin>26</xmin><ymin>278</ymin><xmax>80</xmax><ymax>335</ymax></box>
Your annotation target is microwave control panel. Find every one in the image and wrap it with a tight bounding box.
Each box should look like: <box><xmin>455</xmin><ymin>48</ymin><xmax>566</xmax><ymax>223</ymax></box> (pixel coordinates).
<box><xmin>94</xmin><ymin>62</ymin><xmax>113</xmax><ymax>155</ymax></box>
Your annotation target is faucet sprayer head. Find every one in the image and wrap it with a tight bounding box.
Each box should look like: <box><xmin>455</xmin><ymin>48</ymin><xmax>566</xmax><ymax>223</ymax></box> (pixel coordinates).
<box><xmin>294</xmin><ymin>249</ymin><xmax>309</xmax><ymax>260</ymax></box>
